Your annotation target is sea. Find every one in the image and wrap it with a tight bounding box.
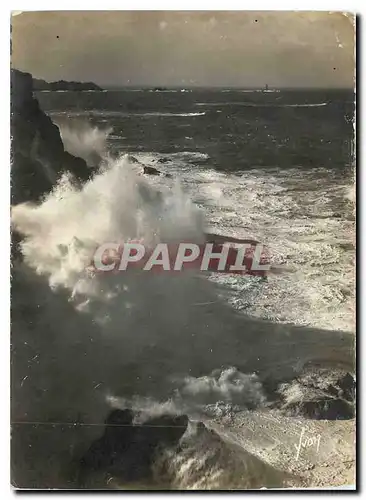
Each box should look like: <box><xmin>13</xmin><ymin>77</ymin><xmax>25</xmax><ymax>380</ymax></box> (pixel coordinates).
<box><xmin>37</xmin><ymin>88</ymin><xmax>355</xmax><ymax>331</ymax></box>
<box><xmin>12</xmin><ymin>88</ymin><xmax>356</xmax><ymax>489</ymax></box>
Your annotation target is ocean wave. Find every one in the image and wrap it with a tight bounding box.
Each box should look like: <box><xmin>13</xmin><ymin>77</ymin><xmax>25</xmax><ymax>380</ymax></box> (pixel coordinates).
<box><xmin>108</xmin><ymin>134</ymin><xmax>126</xmax><ymax>140</ymax></box>
<box><xmin>147</xmin><ymin>89</ymin><xmax>179</xmax><ymax>93</ymax></box>
<box><xmin>51</xmin><ymin>110</ymin><xmax>206</xmax><ymax>118</ymax></box>
<box><xmin>173</xmin><ymin>151</ymin><xmax>209</xmax><ymax>160</ymax></box>
<box><xmin>142</xmin><ymin>112</ymin><xmax>205</xmax><ymax>117</ymax></box>
<box><xmin>150</xmin><ymin>162</ymin><xmax>354</xmax><ymax>332</ymax></box>
<box><xmin>57</xmin><ymin>121</ymin><xmax>112</xmax><ymax>166</ymax></box>
<box><xmin>282</xmin><ymin>103</ymin><xmax>328</xmax><ymax>107</ymax></box>
<box><xmin>131</xmin><ymin>151</ymin><xmax>210</xmax><ymax>168</ymax></box>
<box><xmin>46</xmin><ymin>122</ymin><xmax>353</xmax><ymax>333</ymax></box>
<box><xmin>196</xmin><ymin>102</ymin><xmax>328</xmax><ymax>108</ymax></box>
<box><xmin>174</xmin><ymin>367</ymin><xmax>266</xmax><ymax>409</ymax></box>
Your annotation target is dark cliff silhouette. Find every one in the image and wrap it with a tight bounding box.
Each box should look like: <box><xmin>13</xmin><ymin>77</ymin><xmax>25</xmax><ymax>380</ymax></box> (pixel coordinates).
<box><xmin>11</xmin><ymin>69</ymin><xmax>91</xmax><ymax>205</ymax></box>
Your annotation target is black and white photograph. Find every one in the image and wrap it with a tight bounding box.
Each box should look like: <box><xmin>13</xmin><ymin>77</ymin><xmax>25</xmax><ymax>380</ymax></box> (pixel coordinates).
<box><xmin>10</xmin><ymin>10</ymin><xmax>356</xmax><ymax>490</ymax></box>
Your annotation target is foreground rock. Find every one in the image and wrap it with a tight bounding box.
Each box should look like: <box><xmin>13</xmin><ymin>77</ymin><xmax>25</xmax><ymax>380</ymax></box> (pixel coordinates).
<box><xmin>78</xmin><ymin>409</ymin><xmax>189</xmax><ymax>487</ymax></box>
<box><xmin>11</xmin><ymin>69</ymin><xmax>91</xmax><ymax>205</ymax></box>
<box><xmin>77</xmin><ymin>408</ymin><xmax>292</xmax><ymax>489</ymax></box>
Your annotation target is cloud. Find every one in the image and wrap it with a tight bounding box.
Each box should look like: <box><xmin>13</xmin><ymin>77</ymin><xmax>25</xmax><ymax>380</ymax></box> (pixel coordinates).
<box><xmin>11</xmin><ymin>11</ymin><xmax>354</xmax><ymax>88</ymax></box>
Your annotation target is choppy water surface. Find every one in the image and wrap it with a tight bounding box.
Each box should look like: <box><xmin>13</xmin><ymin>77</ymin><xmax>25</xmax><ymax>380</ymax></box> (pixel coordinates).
<box><xmin>12</xmin><ymin>88</ymin><xmax>355</xmax><ymax>489</ymax></box>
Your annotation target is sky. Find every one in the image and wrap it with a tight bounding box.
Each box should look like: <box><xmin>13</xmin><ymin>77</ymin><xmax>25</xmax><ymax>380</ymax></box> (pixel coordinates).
<box><xmin>11</xmin><ymin>11</ymin><xmax>355</xmax><ymax>88</ymax></box>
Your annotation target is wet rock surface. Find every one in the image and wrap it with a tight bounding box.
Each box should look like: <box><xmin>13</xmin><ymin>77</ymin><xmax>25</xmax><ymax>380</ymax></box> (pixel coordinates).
<box><xmin>143</xmin><ymin>165</ymin><xmax>161</xmax><ymax>176</ymax></box>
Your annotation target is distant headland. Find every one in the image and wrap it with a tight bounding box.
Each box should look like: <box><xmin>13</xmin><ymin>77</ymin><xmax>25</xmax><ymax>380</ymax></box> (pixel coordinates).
<box><xmin>33</xmin><ymin>78</ymin><xmax>103</xmax><ymax>91</ymax></box>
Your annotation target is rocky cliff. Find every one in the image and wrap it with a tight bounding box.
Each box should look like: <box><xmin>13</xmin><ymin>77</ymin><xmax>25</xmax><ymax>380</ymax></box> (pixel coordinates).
<box><xmin>11</xmin><ymin>69</ymin><xmax>91</xmax><ymax>205</ymax></box>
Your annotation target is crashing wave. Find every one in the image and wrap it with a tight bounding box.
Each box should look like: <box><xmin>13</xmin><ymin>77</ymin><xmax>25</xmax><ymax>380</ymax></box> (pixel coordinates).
<box><xmin>57</xmin><ymin>121</ymin><xmax>112</xmax><ymax>167</ymax></box>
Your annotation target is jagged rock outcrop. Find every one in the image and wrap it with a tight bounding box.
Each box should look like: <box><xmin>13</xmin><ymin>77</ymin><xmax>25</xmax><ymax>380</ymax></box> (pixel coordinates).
<box><xmin>33</xmin><ymin>77</ymin><xmax>102</xmax><ymax>92</ymax></box>
<box><xmin>11</xmin><ymin>69</ymin><xmax>91</xmax><ymax>205</ymax></box>
<box><xmin>143</xmin><ymin>165</ymin><xmax>162</xmax><ymax>176</ymax></box>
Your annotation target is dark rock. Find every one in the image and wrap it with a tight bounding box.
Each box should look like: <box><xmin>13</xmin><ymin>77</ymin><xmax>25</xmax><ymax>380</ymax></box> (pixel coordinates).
<box><xmin>123</xmin><ymin>155</ymin><xmax>172</xmax><ymax>178</ymax></box>
<box><xmin>125</xmin><ymin>154</ymin><xmax>140</xmax><ymax>164</ymax></box>
<box><xmin>143</xmin><ymin>165</ymin><xmax>161</xmax><ymax>176</ymax></box>
<box><xmin>11</xmin><ymin>69</ymin><xmax>91</xmax><ymax>205</ymax></box>
<box><xmin>143</xmin><ymin>164</ymin><xmax>172</xmax><ymax>178</ymax></box>
<box><xmin>157</xmin><ymin>158</ymin><xmax>170</xmax><ymax>164</ymax></box>
<box><xmin>138</xmin><ymin>414</ymin><xmax>188</xmax><ymax>448</ymax></box>
<box><xmin>336</xmin><ymin>372</ymin><xmax>356</xmax><ymax>402</ymax></box>
<box><xmin>80</xmin><ymin>409</ymin><xmax>134</xmax><ymax>473</ymax></box>
<box><xmin>78</xmin><ymin>409</ymin><xmax>188</xmax><ymax>485</ymax></box>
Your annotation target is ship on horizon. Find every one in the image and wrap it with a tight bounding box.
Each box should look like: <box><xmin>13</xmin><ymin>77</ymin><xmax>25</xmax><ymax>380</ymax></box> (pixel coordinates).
<box><xmin>262</xmin><ymin>83</ymin><xmax>280</xmax><ymax>93</ymax></box>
